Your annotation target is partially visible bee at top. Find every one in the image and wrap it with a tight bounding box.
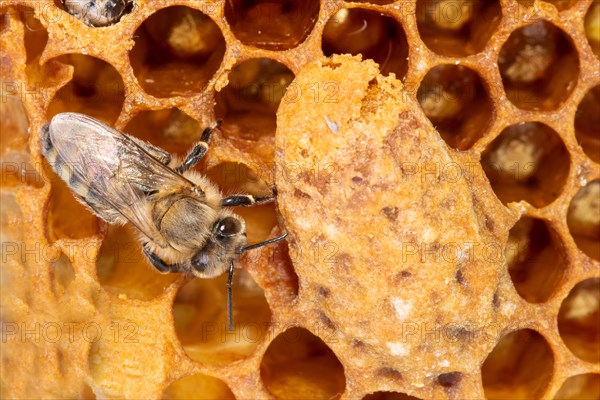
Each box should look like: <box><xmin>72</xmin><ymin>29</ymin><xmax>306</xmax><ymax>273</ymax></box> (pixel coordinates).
<box><xmin>62</xmin><ymin>0</ymin><xmax>133</xmax><ymax>27</ymax></box>
<box><xmin>41</xmin><ymin>113</ymin><xmax>286</xmax><ymax>328</ymax></box>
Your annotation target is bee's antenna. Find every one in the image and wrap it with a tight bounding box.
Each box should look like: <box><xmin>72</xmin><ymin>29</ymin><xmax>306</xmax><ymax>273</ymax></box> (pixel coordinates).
<box><xmin>241</xmin><ymin>233</ymin><xmax>288</xmax><ymax>253</ymax></box>
<box><xmin>227</xmin><ymin>260</ymin><xmax>234</xmax><ymax>331</ymax></box>
<box><xmin>227</xmin><ymin>233</ymin><xmax>287</xmax><ymax>331</ymax></box>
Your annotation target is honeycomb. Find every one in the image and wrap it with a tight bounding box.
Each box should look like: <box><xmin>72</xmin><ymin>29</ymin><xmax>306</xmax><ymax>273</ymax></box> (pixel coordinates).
<box><xmin>0</xmin><ymin>0</ymin><xmax>599</xmax><ymax>399</ymax></box>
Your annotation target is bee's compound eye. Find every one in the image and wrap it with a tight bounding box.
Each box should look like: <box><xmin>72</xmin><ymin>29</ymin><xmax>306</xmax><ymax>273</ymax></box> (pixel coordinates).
<box><xmin>214</xmin><ymin>217</ymin><xmax>242</xmax><ymax>238</ymax></box>
<box><xmin>104</xmin><ymin>0</ymin><xmax>125</xmax><ymax>15</ymax></box>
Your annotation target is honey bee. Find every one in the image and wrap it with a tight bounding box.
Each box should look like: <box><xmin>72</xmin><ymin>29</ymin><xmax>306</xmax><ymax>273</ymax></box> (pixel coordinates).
<box><xmin>62</xmin><ymin>0</ymin><xmax>133</xmax><ymax>27</ymax></box>
<box><xmin>41</xmin><ymin>112</ymin><xmax>286</xmax><ymax>328</ymax></box>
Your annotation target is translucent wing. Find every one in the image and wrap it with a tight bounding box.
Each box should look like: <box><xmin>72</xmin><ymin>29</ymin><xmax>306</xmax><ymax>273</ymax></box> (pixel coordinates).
<box><xmin>45</xmin><ymin>113</ymin><xmax>196</xmax><ymax>247</ymax></box>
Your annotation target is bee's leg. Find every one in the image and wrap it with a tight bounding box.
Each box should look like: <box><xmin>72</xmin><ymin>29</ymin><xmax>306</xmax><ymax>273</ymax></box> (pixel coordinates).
<box><xmin>143</xmin><ymin>244</ymin><xmax>181</xmax><ymax>273</ymax></box>
<box><xmin>175</xmin><ymin>120</ymin><xmax>221</xmax><ymax>174</ymax></box>
<box><xmin>221</xmin><ymin>194</ymin><xmax>275</xmax><ymax>207</ymax></box>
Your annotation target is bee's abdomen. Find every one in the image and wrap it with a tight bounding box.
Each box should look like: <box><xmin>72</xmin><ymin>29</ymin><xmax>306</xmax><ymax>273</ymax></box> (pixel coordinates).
<box><xmin>41</xmin><ymin>124</ymin><xmax>58</xmax><ymax>165</ymax></box>
<box><xmin>41</xmin><ymin>123</ymin><xmax>122</xmax><ymax>223</ymax></box>
<box><xmin>42</xmin><ymin>123</ymin><xmax>84</xmax><ymax>196</ymax></box>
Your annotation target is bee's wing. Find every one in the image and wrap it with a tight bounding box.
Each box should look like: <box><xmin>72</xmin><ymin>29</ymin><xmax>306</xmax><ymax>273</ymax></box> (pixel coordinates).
<box><xmin>46</xmin><ymin>113</ymin><xmax>196</xmax><ymax>247</ymax></box>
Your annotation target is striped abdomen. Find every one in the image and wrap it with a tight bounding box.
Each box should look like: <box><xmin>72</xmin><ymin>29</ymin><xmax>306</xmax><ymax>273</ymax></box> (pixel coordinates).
<box><xmin>41</xmin><ymin>123</ymin><xmax>123</xmax><ymax>223</ymax></box>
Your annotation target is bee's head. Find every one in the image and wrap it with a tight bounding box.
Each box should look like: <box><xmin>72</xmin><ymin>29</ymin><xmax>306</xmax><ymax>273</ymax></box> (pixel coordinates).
<box><xmin>189</xmin><ymin>214</ymin><xmax>247</xmax><ymax>278</ymax></box>
<box><xmin>101</xmin><ymin>0</ymin><xmax>126</xmax><ymax>18</ymax></box>
<box><xmin>64</xmin><ymin>0</ymin><xmax>128</xmax><ymax>26</ymax></box>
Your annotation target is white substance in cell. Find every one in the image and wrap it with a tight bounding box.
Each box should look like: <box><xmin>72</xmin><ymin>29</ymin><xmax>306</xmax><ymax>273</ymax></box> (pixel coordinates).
<box><xmin>387</xmin><ymin>341</ymin><xmax>409</xmax><ymax>356</ymax></box>
<box><xmin>392</xmin><ymin>297</ymin><xmax>413</xmax><ymax>321</ymax></box>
